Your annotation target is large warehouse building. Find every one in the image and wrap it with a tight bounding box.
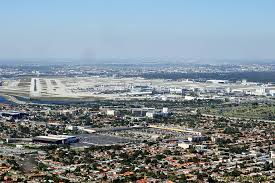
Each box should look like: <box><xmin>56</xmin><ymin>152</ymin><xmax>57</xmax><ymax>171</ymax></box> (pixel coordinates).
<box><xmin>33</xmin><ymin>135</ymin><xmax>79</xmax><ymax>144</ymax></box>
<box><xmin>0</xmin><ymin>111</ymin><xmax>29</xmax><ymax>119</ymax></box>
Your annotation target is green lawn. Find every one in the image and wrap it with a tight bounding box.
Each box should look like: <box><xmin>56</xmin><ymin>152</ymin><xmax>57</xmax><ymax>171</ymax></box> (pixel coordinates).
<box><xmin>204</xmin><ymin>104</ymin><xmax>275</xmax><ymax>120</ymax></box>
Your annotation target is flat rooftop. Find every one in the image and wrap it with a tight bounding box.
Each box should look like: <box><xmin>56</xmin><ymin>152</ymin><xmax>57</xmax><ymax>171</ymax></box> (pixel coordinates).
<box><xmin>33</xmin><ymin>135</ymin><xmax>77</xmax><ymax>141</ymax></box>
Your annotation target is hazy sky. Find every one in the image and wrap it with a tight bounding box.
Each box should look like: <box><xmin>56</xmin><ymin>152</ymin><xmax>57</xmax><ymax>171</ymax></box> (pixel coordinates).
<box><xmin>0</xmin><ymin>0</ymin><xmax>275</xmax><ymax>62</ymax></box>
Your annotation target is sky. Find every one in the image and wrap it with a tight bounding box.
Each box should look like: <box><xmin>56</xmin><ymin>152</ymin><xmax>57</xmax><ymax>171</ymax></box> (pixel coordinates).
<box><xmin>0</xmin><ymin>0</ymin><xmax>275</xmax><ymax>63</ymax></box>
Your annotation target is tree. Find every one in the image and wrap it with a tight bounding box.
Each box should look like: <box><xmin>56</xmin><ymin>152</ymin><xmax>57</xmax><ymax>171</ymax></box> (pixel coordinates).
<box><xmin>208</xmin><ymin>176</ymin><xmax>217</xmax><ymax>183</ymax></box>
<box><xmin>155</xmin><ymin>154</ymin><xmax>166</xmax><ymax>160</ymax></box>
<box><xmin>178</xmin><ymin>174</ymin><xmax>187</xmax><ymax>183</ymax></box>
<box><xmin>263</xmin><ymin>161</ymin><xmax>273</xmax><ymax>171</ymax></box>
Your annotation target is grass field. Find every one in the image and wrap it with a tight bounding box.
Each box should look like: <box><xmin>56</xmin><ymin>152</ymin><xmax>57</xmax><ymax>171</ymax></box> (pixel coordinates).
<box><xmin>203</xmin><ymin>103</ymin><xmax>275</xmax><ymax>120</ymax></box>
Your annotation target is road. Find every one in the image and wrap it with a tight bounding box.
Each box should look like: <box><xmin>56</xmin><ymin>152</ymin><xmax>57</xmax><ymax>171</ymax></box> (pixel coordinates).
<box><xmin>0</xmin><ymin>94</ymin><xmax>27</xmax><ymax>104</ymax></box>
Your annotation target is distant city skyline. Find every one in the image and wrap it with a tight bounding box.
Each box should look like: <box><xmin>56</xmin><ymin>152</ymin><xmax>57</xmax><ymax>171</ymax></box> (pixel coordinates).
<box><xmin>0</xmin><ymin>0</ymin><xmax>275</xmax><ymax>62</ymax></box>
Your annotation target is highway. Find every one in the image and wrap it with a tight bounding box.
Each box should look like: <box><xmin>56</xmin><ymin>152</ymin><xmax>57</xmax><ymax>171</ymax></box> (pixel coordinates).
<box><xmin>0</xmin><ymin>94</ymin><xmax>27</xmax><ymax>105</ymax></box>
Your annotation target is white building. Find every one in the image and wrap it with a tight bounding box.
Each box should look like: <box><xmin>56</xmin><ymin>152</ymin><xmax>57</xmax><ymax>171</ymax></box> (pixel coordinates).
<box><xmin>66</xmin><ymin>125</ymin><xmax>78</xmax><ymax>131</ymax></box>
<box><xmin>169</xmin><ymin>88</ymin><xmax>183</xmax><ymax>94</ymax></box>
<box><xmin>269</xmin><ymin>90</ymin><xmax>275</xmax><ymax>96</ymax></box>
<box><xmin>33</xmin><ymin>135</ymin><xmax>79</xmax><ymax>144</ymax></box>
<box><xmin>106</xmin><ymin>109</ymin><xmax>119</xmax><ymax>116</ymax></box>
<box><xmin>146</xmin><ymin>111</ymin><xmax>155</xmax><ymax>118</ymax></box>
<box><xmin>254</xmin><ymin>88</ymin><xmax>266</xmax><ymax>96</ymax></box>
<box><xmin>162</xmin><ymin>107</ymin><xmax>169</xmax><ymax>114</ymax></box>
<box><xmin>206</xmin><ymin>80</ymin><xmax>229</xmax><ymax>84</ymax></box>
<box><xmin>178</xmin><ymin>142</ymin><xmax>191</xmax><ymax>149</ymax></box>
<box><xmin>184</xmin><ymin>96</ymin><xmax>195</xmax><ymax>100</ymax></box>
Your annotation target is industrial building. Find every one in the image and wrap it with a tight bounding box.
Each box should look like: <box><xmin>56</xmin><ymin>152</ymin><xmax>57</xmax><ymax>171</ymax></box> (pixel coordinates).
<box><xmin>106</xmin><ymin>109</ymin><xmax>120</xmax><ymax>116</ymax></box>
<box><xmin>0</xmin><ymin>111</ymin><xmax>28</xmax><ymax>119</ymax></box>
<box><xmin>206</xmin><ymin>80</ymin><xmax>229</xmax><ymax>84</ymax></box>
<box><xmin>132</xmin><ymin>107</ymin><xmax>155</xmax><ymax>117</ymax></box>
<box><xmin>32</xmin><ymin>135</ymin><xmax>79</xmax><ymax>144</ymax></box>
